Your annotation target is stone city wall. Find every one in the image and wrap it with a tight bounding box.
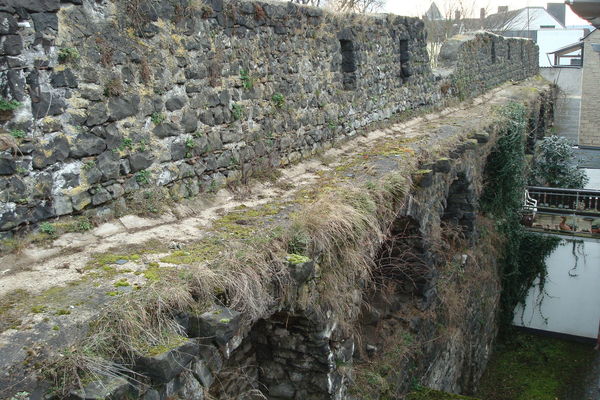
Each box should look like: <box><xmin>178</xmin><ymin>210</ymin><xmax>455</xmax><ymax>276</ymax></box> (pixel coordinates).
<box><xmin>0</xmin><ymin>0</ymin><xmax>537</xmax><ymax>235</ymax></box>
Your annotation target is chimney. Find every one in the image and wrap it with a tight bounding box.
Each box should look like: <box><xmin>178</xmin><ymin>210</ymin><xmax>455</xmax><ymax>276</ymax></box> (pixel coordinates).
<box><xmin>455</xmin><ymin>10</ymin><xmax>461</xmax><ymax>20</ymax></box>
<box><xmin>480</xmin><ymin>8</ymin><xmax>486</xmax><ymax>19</ymax></box>
<box><xmin>498</xmin><ymin>6</ymin><xmax>508</xmax><ymax>13</ymax></box>
<box><xmin>546</xmin><ymin>3</ymin><xmax>566</xmax><ymax>27</ymax></box>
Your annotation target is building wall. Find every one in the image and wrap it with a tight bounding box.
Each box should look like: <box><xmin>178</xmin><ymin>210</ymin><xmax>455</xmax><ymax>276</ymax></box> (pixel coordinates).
<box><xmin>540</xmin><ymin>67</ymin><xmax>582</xmax><ymax>145</ymax></box>
<box><xmin>580</xmin><ymin>29</ymin><xmax>600</xmax><ymax>148</ymax></box>
<box><xmin>538</xmin><ymin>29</ymin><xmax>584</xmax><ymax>67</ymax></box>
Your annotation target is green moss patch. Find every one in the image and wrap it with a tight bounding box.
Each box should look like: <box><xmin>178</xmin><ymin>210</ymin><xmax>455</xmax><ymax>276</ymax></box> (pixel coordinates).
<box><xmin>476</xmin><ymin>331</ymin><xmax>594</xmax><ymax>400</ymax></box>
<box><xmin>140</xmin><ymin>334</ymin><xmax>188</xmax><ymax>357</ymax></box>
<box><xmin>286</xmin><ymin>253</ymin><xmax>310</xmax><ymax>265</ymax></box>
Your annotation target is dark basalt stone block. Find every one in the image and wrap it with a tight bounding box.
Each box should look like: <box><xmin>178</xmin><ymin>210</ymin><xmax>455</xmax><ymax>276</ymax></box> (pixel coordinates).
<box><xmin>188</xmin><ymin>306</ymin><xmax>242</xmax><ymax>346</ymax></box>
<box><xmin>134</xmin><ymin>339</ymin><xmax>199</xmax><ymax>384</ymax></box>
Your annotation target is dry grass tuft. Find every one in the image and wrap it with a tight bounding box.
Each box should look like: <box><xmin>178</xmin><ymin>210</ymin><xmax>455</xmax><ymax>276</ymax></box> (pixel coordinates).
<box><xmin>293</xmin><ymin>174</ymin><xmax>411</xmax><ymax>329</ymax></box>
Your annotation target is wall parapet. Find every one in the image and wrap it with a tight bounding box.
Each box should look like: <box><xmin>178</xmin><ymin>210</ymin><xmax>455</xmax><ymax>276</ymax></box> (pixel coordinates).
<box><xmin>0</xmin><ymin>0</ymin><xmax>538</xmax><ymax>236</ymax></box>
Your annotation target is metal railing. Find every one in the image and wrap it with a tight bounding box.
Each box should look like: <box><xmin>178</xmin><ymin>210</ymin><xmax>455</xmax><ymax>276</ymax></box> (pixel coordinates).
<box><xmin>525</xmin><ymin>186</ymin><xmax>600</xmax><ymax>217</ymax></box>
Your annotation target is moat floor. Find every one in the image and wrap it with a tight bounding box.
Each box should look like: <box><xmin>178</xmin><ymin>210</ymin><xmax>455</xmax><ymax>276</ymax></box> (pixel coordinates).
<box><xmin>476</xmin><ymin>331</ymin><xmax>595</xmax><ymax>400</ymax></box>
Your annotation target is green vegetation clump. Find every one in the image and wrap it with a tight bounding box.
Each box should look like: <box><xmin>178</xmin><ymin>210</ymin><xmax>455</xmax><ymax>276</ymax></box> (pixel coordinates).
<box><xmin>57</xmin><ymin>47</ymin><xmax>80</xmax><ymax>63</ymax></box>
<box><xmin>9</xmin><ymin>129</ymin><xmax>25</xmax><ymax>139</ymax></box>
<box><xmin>529</xmin><ymin>135</ymin><xmax>588</xmax><ymax>188</ymax></box>
<box><xmin>240</xmin><ymin>69</ymin><xmax>255</xmax><ymax>90</ymax></box>
<box><xmin>349</xmin><ymin>330</ymin><xmax>417</xmax><ymax>400</ymax></box>
<box><xmin>135</xmin><ymin>170</ymin><xmax>151</xmax><ymax>185</ymax></box>
<box><xmin>480</xmin><ymin>102</ymin><xmax>560</xmax><ymax>326</ymax></box>
<box><xmin>114</xmin><ymin>279</ymin><xmax>130</xmax><ymax>288</ymax></box>
<box><xmin>39</xmin><ymin>222</ymin><xmax>57</xmax><ymax>236</ymax></box>
<box><xmin>0</xmin><ymin>99</ymin><xmax>22</xmax><ymax>111</ymax></box>
<box><xmin>151</xmin><ymin>112</ymin><xmax>166</xmax><ymax>125</ymax></box>
<box><xmin>231</xmin><ymin>103</ymin><xmax>244</xmax><ymax>121</ymax></box>
<box><xmin>476</xmin><ymin>331</ymin><xmax>594</xmax><ymax>400</ymax></box>
<box><xmin>31</xmin><ymin>305</ymin><xmax>47</xmax><ymax>313</ymax></box>
<box><xmin>272</xmin><ymin>93</ymin><xmax>285</xmax><ymax>108</ymax></box>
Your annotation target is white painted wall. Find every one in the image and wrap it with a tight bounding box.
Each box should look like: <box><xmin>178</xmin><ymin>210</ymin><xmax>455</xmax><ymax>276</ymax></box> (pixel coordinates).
<box><xmin>584</xmin><ymin>169</ymin><xmax>600</xmax><ymax>189</ymax></box>
<box><xmin>514</xmin><ymin>236</ymin><xmax>600</xmax><ymax>339</ymax></box>
<box><xmin>538</xmin><ymin>29</ymin><xmax>585</xmax><ymax>66</ymax></box>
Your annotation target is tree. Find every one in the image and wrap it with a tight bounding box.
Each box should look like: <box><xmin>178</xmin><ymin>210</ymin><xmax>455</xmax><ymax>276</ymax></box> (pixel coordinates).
<box><xmin>291</xmin><ymin>0</ymin><xmax>322</xmax><ymax>6</ymax></box>
<box><xmin>291</xmin><ymin>0</ymin><xmax>384</xmax><ymax>13</ymax></box>
<box><xmin>326</xmin><ymin>0</ymin><xmax>384</xmax><ymax>13</ymax></box>
<box><xmin>529</xmin><ymin>136</ymin><xmax>589</xmax><ymax>189</ymax></box>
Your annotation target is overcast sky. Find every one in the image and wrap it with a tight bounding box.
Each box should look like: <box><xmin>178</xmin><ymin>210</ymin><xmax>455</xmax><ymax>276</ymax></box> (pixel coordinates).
<box><xmin>382</xmin><ymin>0</ymin><xmax>591</xmax><ymax>25</ymax></box>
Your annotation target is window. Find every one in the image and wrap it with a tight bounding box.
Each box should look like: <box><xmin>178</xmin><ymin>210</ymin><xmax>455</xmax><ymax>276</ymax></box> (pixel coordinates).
<box><xmin>491</xmin><ymin>41</ymin><xmax>496</xmax><ymax>63</ymax></box>
<box><xmin>340</xmin><ymin>39</ymin><xmax>357</xmax><ymax>90</ymax></box>
<box><xmin>507</xmin><ymin>43</ymin><xmax>511</xmax><ymax>60</ymax></box>
<box><xmin>399</xmin><ymin>39</ymin><xmax>411</xmax><ymax>78</ymax></box>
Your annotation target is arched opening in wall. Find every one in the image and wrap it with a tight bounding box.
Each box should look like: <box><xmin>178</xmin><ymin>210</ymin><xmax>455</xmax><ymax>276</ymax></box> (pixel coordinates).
<box><xmin>442</xmin><ymin>172</ymin><xmax>477</xmax><ymax>240</ymax></box>
<box><xmin>373</xmin><ymin>216</ymin><xmax>429</xmax><ymax>299</ymax></box>
<box><xmin>340</xmin><ymin>39</ymin><xmax>357</xmax><ymax>90</ymax></box>
<box><xmin>491</xmin><ymin>41</ymin><xmax>497</xmax><ymax>63</ymax></box>
<box><xmin>399</xmin><ymin>39</ymin><xmax>411</xmax><ymax>79</ymax></box>
<box><xmin>210</xmin><ymin>311</ymin><xmax>352</xmax><ymax>400</ymax></box>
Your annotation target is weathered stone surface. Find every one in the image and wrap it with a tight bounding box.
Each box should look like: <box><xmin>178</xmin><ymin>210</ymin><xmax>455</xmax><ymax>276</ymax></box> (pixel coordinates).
<box><xmin>70</xmin><ymin>133</ymin><xmax>107</xmax><ymax>158</ymax></box>
<box><xmin>50</xmin><ymin>69</ymin><xmax>77</xmax><ymax>88</ymax></box>
<box><xmin>178</xmin><ymin>371</ymin><xmax>205</xmax><ymax>400</ymax></box>
<box><xmin>96</xmin><ymin>151</ymin><xmax>120</xmax><ymax>180</ymax></box>
<box><xmin>0</xmin><ymin>13</ymin><xmax>17</xmax><ymax>35</ymax></box>
<box><xmin>128</xmin><ymin>152</ymin><xmax>154</xmax><ymax>172</ymax></box>
<box><xmin>31</xmin><ymin>12</ymin><xmax>58</xmax><ymax>37</ymax></box>
<box><xmin>188</xmin><ymin>306</ymin><xmax>242</xmax><ymax>346</ymax></box>
<box><xmin>154</xmin><ymin>122</ymin><xmax>181</xmax><ymax>138</ymax></box>
<box><xmin>108</xmin><ymin>95</ymin><xmax>140</xmax><ymax>121</ymax></box>
<box><xmin>434</xmin><ymin>158</ymin><xmax>452</xmax><ymax>173</ymax></box>
<box><xmin>165</xmin><ymin>95</ymin><xmax>186</xmax><ymax>111</ymax></box>
<box><xmin>11</xmin><ymin>0</ymin><xmax>60</xmax><ymax>12</ymax></box>
<box><xmin>134</xmin><ymin>339</ymin><xmax>199</xmax><ymax>384</ymax></box>
<box><xmin>92</xmin><ymin>187</ymin><xmax>112</xmax><ymax>205</ymax></box>
<box><xmin>32</xmin><ymin>135</ymin><xmax>69</xmax><ymax>169</ymax></box>
<box><xmin>53</xmin><ymin>195</ymin><xmax>73</xmax><ymax>216</ymax></box>
<box><xmin>191</xmin><ymin>359</ymin><xmax>214</xmax><ymax>388</ymax></box>
<box><xmin>31</xmin><ymin>92</ymin><xmax>66</xmax><ymax>118</ymax></box>
<box><xmin>70</xmin><ymin>375</ymin><xmax>130</xmax><ymax>400</ymax></box>
<box><xmin>170</xmin><ymin>139</ymin><xmax>187</xmax><ymax>161</ymax></box>
<box><xmin>0</xmin><ymin>34</ymin><xmax>22</xmax><ymax>56</ymax></box>
<box><xmin>0</xmin><ymin>155</ymin><xmax>16</xmax><ymax>175</ymax></box>
<box><xmin>86</xmin><ymin>103</ymin><xmax>110</xmax><ymax>127</ymax></box>
<box><xmin>289</xmin><ymin>260</ymin><xmax>316</xmax><ymax>285</ymax></box>
<box><xmin>71</xmin><ymin>192</ymin><xmax>92</xmax><ymax>211</ymax></box>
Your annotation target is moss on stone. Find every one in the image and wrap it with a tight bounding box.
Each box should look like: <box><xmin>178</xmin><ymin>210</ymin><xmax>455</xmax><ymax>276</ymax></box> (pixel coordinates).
<box><xmin>141</xmin><ymin>334</ymin><xmax>188</xmax><ymax>357</ymax></box>
<box><xmin>31</xmin><ymin>305</ymin><xmax>47</xmax><ymax>314</ymax></box>
<box><xmin>286</xmin><ymin>253</ymin><xmax>311</xmax><ymax>265</ymax></box>
<box><xmin>114</xmin><ymin>279</ymin><xmax>130</xmax><ymax>287</ymax></box>
<box><xmin>159</xmin><ymin>238</ymin><xmax>223</xmax><ymax>265</ymax></box>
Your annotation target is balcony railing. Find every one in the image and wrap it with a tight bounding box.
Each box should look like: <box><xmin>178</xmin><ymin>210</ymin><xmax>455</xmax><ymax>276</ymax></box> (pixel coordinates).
<box><xmin>526</xmin><ymin>186</ymin><xmax>600</xmax><ymax>217</ymax></box>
